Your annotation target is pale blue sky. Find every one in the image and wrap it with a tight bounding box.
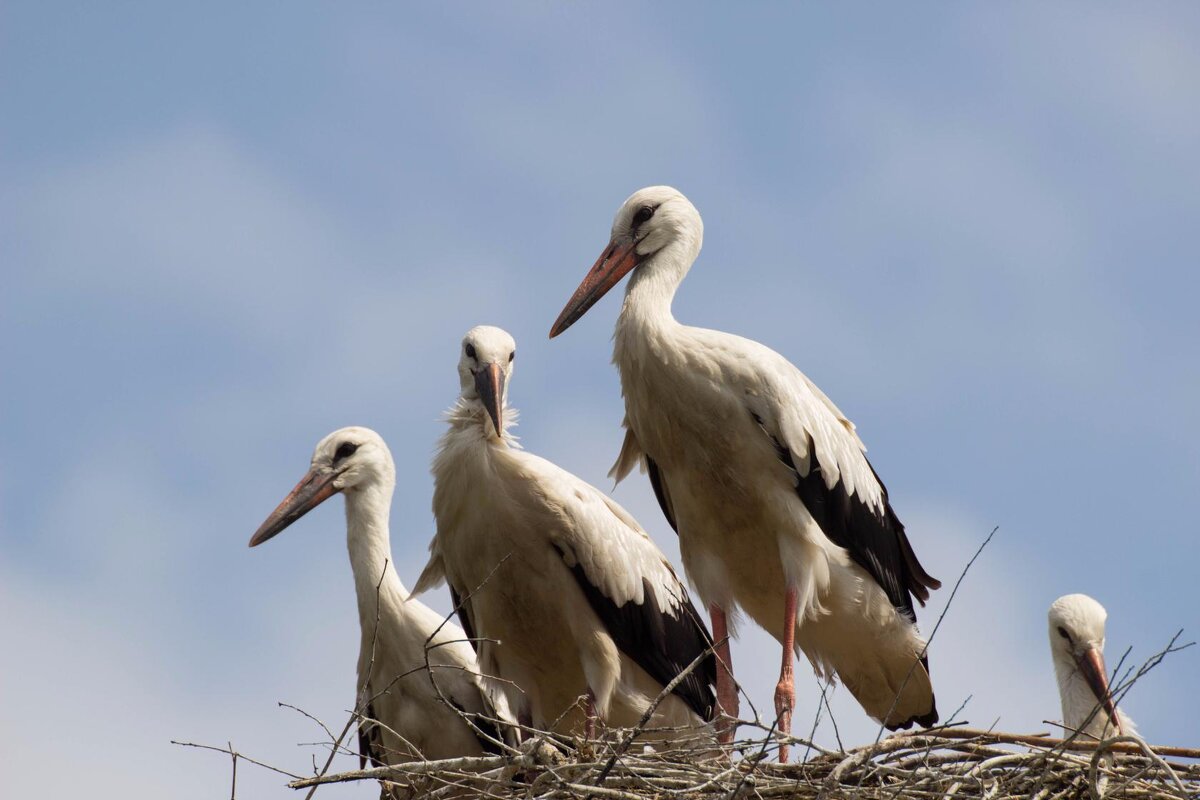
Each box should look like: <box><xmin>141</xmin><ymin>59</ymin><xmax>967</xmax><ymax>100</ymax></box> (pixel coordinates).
<box><xmin>2</xmin><ymin>3</ymin><xmax>1197</xmax><ymax>797</ymax></box>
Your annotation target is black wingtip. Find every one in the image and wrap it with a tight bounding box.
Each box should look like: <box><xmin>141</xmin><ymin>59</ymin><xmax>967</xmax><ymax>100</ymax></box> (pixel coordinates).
<box><xmin>556</xmin><ymin>544</ymin><xmax>716</xmax><ymax>721</ymax></box>
<box><xmin>884</xmin><ymin>700</ymin><xmax>940</xmax><ymax>731</ymax></box>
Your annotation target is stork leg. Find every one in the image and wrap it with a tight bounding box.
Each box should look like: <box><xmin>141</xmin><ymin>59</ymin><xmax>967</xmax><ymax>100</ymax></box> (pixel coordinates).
<box><xmin>710</xmin><ymin>603</ymin><xmax>739</xmax><ymax>745</ymax></box>
<box><xmin>775</xmin><ymin>586</ymin><xmax>799</xmax><ymax>763</ymax></box>
<box><xmin>584</xmin><ymin>688</ymin><xmax>598</xmax><ymax>740</ymax></box>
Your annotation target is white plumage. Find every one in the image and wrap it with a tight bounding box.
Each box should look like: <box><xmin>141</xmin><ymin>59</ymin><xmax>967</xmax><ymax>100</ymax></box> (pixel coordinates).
<box><xmin>551</xmin><ymin>186</ymin><xmax>940</xmax><ymax>760</ymax></box>
<box><xmin>1048</xmin><ymin>594</ymin><xmax>1135</xmax><ymax>740</ymax></box>
<box><xmin>413</xmin><ymin>326</ymin><xmax>716</xmax><ymax>741</ymax></box>
<box><xmin>249</xmin><ymin>427</ymin><xmax>511</xmax><ymax>768</ymax></box>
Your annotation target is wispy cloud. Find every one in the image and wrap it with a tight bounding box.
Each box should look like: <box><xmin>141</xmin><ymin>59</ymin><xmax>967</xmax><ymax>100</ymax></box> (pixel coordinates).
<box><xmin>2</xmin><ymin>6</ymin><xmax>1197</xmax><ymax>797</ymax></box>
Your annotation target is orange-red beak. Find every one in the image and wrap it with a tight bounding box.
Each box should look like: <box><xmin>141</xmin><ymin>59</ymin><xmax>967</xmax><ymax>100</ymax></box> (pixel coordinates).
<box><xmin>249</xmin><ymin>468</ymin><xmax>340</xmax><ymax>547</ymax></box>
<box><xmin>1076</xmin><ymin>646</ymin><xmax>1123</xmax><ymax>734</ymax></box>
<box><xmin>549</xmin><ymin>239</ymin><xmax>643</xmax><ymax>338</ymax></box>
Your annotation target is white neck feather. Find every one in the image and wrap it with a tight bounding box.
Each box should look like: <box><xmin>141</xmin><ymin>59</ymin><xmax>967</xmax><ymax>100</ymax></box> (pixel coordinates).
<box><xmin>1052</xmin><ymin>651</ymin><xmax>1125</xmax><ymax>737</ymax></box>
<box><xmin>443</xmin><ymin>397</ymin><xmax>520</xmax><ymax>446</ymax></box>
<box><xmin>343</xmin><ymin>480</ymin><xmax>409</xmax><ymax>627</ymax></box>
<box><xmin>619</xmin><ymin>250</ymin><xmax>689</xmax><ymax>331</ymax></box>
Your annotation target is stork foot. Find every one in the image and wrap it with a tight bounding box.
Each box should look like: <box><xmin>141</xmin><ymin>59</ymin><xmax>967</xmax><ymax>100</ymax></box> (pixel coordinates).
<box><xmin>775</xmin><ymin>585</ymin><xmax>799</xmax><ymax>763</ymax></box>
<box><xmin>773</xmin><ymin>674</ymin><xmax>795</xmax><ymax>763</ymax></box>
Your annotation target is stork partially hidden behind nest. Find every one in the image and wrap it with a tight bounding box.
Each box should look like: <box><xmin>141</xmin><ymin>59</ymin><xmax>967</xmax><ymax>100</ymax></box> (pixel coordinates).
<box><xmin>250</xmin><ymin>427</ymin><xmax>513</xmax><ymax>768</ymax></box>
<box><xmin>1048</xmin><ymin>593</ymin><xmax>1136</xmax><ymax>741</ymax></box>
<box><xmin>414</xmin><ymin>325</ymin><xmax>717</xmax><ymax>744</ymax></box>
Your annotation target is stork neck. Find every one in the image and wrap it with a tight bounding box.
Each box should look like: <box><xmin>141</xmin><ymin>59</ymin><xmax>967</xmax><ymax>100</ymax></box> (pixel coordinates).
<box><xmin>444</xmin><ymin>397</ymin><xmax>516</xmax><ymax>447</ymax></box>
<box><xmin>620</xmin><ymin>249</ymin><xmax>691</xmax><ymax>331</ymax></box>
<box><xmin>343</xmin><ymin>481</ymin><xmax>408</xmax><ymax>623</ymax></box>
<box><xmin>1053</xmin><ymin>653</ymin><xmax>1111</xmax><ymax>734</ymax></box>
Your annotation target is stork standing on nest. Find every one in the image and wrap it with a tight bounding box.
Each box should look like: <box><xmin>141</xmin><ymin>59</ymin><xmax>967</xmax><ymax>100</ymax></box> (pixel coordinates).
<box><xmin>413</xmin><ymin>325</ymin><xmax>716</xmax><ymax>742</ymax></box>
<box><xmin>549</xmin><ymin>186</ymin><xmax>941</xmax><ymax>760</ymax></box>
<box><xmin>250</xmin><ymin>427</ymin><xmax>511</xmax><ymax>767</ymax></box>
<box><xmin>1048</xmin><ymin>594</ymin><xmax>1135</xmax><ymax>741</ymax></box>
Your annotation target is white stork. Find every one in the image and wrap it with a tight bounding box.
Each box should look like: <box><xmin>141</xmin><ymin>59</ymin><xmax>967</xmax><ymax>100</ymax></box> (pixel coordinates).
<box><xmin>249</xmin><ymin>427</ymin><xmax>511</xmax><ymax>769</ymax></box>
<box><xmin>549</xmin><ymin>186</ymin><xmax>941</xmax><ymax>760</ymax></box>
<box><xmin>412</xmin><ymin>325</ymin><xmax>716</xmax><ymax>742</ymax></box>
<box><xmin>1048</xmin><ymin>594</ymin><xmax>1134</xmax><ymax>740</ymax></box>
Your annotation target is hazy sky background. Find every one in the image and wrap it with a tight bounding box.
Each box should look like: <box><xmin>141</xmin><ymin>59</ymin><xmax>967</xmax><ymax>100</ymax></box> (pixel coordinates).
<box><xmin>3</xmin><ymin>3</ymin><xmax>1198</xmax><ymax>797</ymax></box>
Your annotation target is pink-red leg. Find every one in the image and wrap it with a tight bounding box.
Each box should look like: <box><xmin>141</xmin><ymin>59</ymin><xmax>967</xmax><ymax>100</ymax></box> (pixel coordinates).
<box><xmin>710</xmin><ymin>603</ymin><xmax>739</xmax><ymax>745</ymax></box>
<box><xmin>775</xmin><ymin>586</ymin><xmax>799</xmax><ymax>763</ymax></box>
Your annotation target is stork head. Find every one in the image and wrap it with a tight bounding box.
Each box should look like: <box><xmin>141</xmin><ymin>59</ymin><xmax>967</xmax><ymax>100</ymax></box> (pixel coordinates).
<box><xmin>1048</xmin><ymin>593</ymin><xmax>1122</xmax><ymax>733</ymax></box>
<box><xmin>249</xmin><ymin>426</ymin><xmax>394</xmax><ymax>547</ymax></box>
<box><xmin>458</xmin><ymin>325</ymin><xmax>516</xmax><ymax>439</ymax></box>
<box><xmin>550</xmin><ymin>185</ymin><xmax>703</xmax><ymax>337</ymax></box>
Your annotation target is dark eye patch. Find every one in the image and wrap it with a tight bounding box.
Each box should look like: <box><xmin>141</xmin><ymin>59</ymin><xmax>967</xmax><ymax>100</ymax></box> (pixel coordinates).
<box><xmin>632</xmin><ymin>205</ymin><xmax>656</xmax><ymax>228</ymax></box>
<box><xmin>334</xmin><ymin>442</ymin><xmax>359</xmax><ymax>462</ymax></box>
<box><xmin>1057</xmin><ymin>626</ymin><xmax>1070</xmax><ymax>640</ymax></box>
<box><xmin>508</xmin><ymin>350</ymin><xmax>515</xmax><ymax>363</ymax></box>
<box><xmin>465</xmin><ymin>343</ymin><xmax>477</xmax><ymax>359</ymax></box>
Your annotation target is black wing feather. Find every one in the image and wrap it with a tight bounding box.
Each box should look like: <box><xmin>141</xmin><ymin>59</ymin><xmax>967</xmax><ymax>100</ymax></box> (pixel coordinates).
<box><xmin>448</xmin><ymin>585</ymin><xmax>480</xmax><ymax>656</ymax></box>
<box><xmin>446</xmin><ymin>587</ymin><xmax>513</xmax><ymax>752</ymax></box>
<box><xmin>357</xmin><ymin>701</ymin><xmax>385</xmax><ymax>769</ymax></box>
<box><xmin>448</xmin><ymin>691</ymin><xmax>508</xmax><ymax>755</ymax></box>
<box><xmin>553</xmin><ymin>545</ymin><xmax>716</xmax><ymax>719</ymax></box>
<box><xmin>646</xmin><ymin>456</ymin><xmax>678</xmax><ymax>534</ymax></box>
<box><xmin>750</xmin><ymin>411</ymin><xmax>940</xmax><ymax>623</ymax></box>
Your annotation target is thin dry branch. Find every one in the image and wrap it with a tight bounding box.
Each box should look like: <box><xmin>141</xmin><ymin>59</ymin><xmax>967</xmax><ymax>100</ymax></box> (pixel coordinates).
<box><xmin>873</xmin><ymin>525</ymin><xmax>998</xmax><ymax>747</ymax></box>
<box><xmin>932</xmin><ymin>728</ymin><xmax>1200</xmax><ymax>760</ymax></box>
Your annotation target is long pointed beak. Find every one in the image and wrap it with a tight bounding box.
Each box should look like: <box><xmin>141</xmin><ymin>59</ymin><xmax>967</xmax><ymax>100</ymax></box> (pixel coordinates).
<box><xmin>1076</xmin><ymin>646</ymin><xmax>1123</xmax><ymax>734</ymax></box>
<box><xmin>549</xmin><ymin>238</ymin><xmax>643</xmax><ymax>338</ymax></box>
<box><xmin>475</xmin><ymin>362</ymin><xmax>505</xmax><ymax>437</ymax></box>
<box><xmin>249</xmin><ymin>468</ymin><xmax>340</xmax><ymax>547</ymax></box>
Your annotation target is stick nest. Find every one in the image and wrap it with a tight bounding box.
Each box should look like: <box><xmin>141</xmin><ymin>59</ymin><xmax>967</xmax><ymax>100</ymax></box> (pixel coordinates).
<box><xmin>289</xmin><ymin>726</ymin><xmax>1200</xmax><ymax>800</ymax></box>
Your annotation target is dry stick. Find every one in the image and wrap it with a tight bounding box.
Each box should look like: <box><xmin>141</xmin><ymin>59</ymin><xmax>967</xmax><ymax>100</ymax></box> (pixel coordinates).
<box><xmin>591</xmin><ymin>640</ymin><xmax>722</xmax><ymax>785</ymax></box>
<box><xmin>801</xmin><ymin>679</ymin><xmax>827</xmax><ymax>763</ymax></box>
<box><xmin>825</xmin><ymin>526</ymin><xmax>998</xmax><ymax>797</ymax></box>
<box><xmin>1089</xmin><ymin>736</ymin><xmax>1191</xmax><ymax>800</ymax></box>
<box><xmin>288</xmin><ymin>753</ymin><xmax>514</xmax><ymax>788</ymax></box>
<box><xmin>725</xmin><ymin>707</ymin><xmax>786</xmax><ymax>800</ymax></box>
<box><xmin>228</xmin><ymin>740</ymin><xmax>238</xmax><ymax>800</ymax></box>
<box><xmin>304</xmin><ymin>558</ymin><xmax>390</xmax><ymax>800</ymax></box>
<box><xmin>170</xmin><ymin>740</ymin><xmax>303</xmax><ymax>780</ymax></box>
<box><xmin>924</xmin><ymin>728</ymin><xmax>1200</xmax><ymax>760</ymax></box>
<box><xmin>276</xmin><ymin>731</ymin><xmax>1200</xmax><ymax>799</ymax></box>
<box><xmin>278</xmin><ymin>702</ymin><xmax>339</xmax><ymax>748</ymax></box>
<box><xmin>879</xmin><ymin>699</ymin><xmax>975</xmax><ymax>800</ymax></box>
<box><xmin>421</xmin><ymin>552</ymin><xmax>519</xmax><ymax>757</ymax></box>
<box><xmin>1111</xmin><ymin>631</ymin><xmax>1194</xmax><ymax>713</ymax></box>
<box><xmin>874</xmin><ymin>525</ymin><xmax>998</xmax><ymax>747</ymax></box>
<box><xmin>817</xmin><ymin>679</ymin><xmax>844</xmax><ymax>753</ymax></box>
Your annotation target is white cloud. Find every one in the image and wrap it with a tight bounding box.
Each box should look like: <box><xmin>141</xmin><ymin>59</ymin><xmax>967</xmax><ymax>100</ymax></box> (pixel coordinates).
<box><xmin>4</xmin><ymin>9</ymin><xmax>1196</xmax><ymax>796</ymax></box>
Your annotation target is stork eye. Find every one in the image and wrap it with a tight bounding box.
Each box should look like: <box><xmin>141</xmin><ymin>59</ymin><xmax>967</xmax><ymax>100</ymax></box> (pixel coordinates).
<box><xmin>334</xmin><ymin>442</ymin><xmax>359</xmax><ymax>462</ymax></box>
<box><xmin>508</xmin><ymin>350</ymin><xmax>515</xmax><ymax>363</ymax></box>
<box><xmin>631</xmin><ymin>205</ymin><xmax>656</xmax><ymax>227</ymax></box>
<box><xmin>1057</xmin><ymin>626</ymin><xmax>1070</xmax><ymax>640</ymax></box>
<box><xmin>465</xmin><ymin>343</ymin><xmax>477</xmax><ymax>359</ymax></box>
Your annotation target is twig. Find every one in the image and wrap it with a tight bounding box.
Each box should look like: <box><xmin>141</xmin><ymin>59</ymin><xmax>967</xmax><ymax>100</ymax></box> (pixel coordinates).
<box><xmin>874</xmin><ymin>525</ymin><xmax>998</xmax><ymax>746</ymax></box>
<box><xmin>288</xmin><ymin>753</ymin><xmax>515</xmax><ymax>788</ymax></box>
<box><xmin>925</xmin><ymin>727</ymin><xmax>1200</xmax><ymax>759</ymax></box>
<box><xmin>170</xmin><ymin>740</ymin><xmax>302</xmax><ymax>780</ymax></box>
<box><xmin>592</xmin><ymin>639</ymin><xmax>720</xmax><ymax>785</ymax></box>
<box><xmin>228</xmin><ymin>740</ymin><xmax>238</xmax><ymax>800</ymax></box>
<box><xmin>1089</xmin><ymin>735</ymin><xmax>1190</xmax><ymax>800</ymax></box>
<box><xmin>421</xmin><ymin>553</ymin><xmax>519</xmax><ymax>756</ymax></box>
<box><xmin>305</xmin><ymin>559</ymin><xmax>390</xmax><ymax>799</ymax></box>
